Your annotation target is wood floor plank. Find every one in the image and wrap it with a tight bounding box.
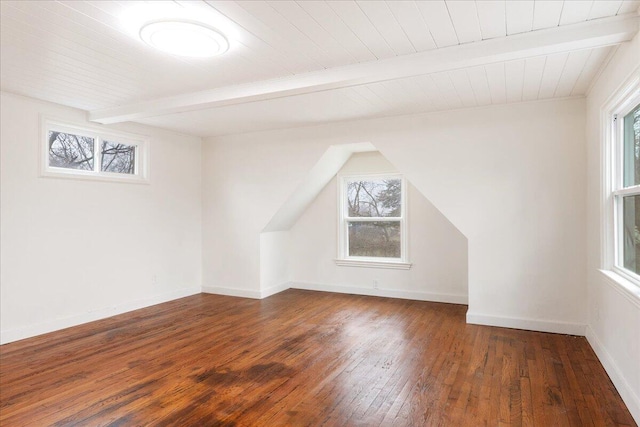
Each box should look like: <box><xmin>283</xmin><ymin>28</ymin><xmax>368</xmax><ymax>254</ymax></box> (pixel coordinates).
<box><xmin>0</xmin><ymin>290</ymin><xmax>636</xmax><ymax>426</ymax></box>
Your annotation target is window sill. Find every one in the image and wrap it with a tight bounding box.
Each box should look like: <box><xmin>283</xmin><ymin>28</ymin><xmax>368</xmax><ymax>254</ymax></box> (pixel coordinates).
<box><xmin>41</xmin><ymin>169</ymin><xmax>149</xmax><ymax>185</ymax></box>
<box><xmin>335</xmin><ymin>259</ymin><xmax>412</xmax><ymax>270</ymax></box>
<box><xmin>599</xmin><ymin>269</ymin><xmax>640</xmax><ymax>309</ymax></box>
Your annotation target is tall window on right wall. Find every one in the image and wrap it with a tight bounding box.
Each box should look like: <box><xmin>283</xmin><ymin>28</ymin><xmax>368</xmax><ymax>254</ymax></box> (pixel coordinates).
<box><xmin>613</xmin><ymin>101</ymin><xmax>640</xmax><ymax>283</ymax></box>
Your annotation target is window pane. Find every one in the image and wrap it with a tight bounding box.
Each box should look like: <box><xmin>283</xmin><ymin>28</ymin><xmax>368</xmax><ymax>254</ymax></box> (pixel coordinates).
<box><xmin>622</xmin><ymin>195</ymin><xmax>640</xmax><ymax>275</ymax></box>
<box><xmin>48</xmin><ymin>131</ymin><xmax>94</xmax><ymax>170</ymax></box>
<box><xmin>348</xmin><ymin>221</ymin><xmax>400</xmax><ymax>258</ymax></box>
<box><xmin>101</xmin><ymin>141</ymin><xmax>135</xmax><ymax>174</ymax></box>
<box><xmin>347</xmin><ymin>179</ymin><xmax>401</xmax><ymax>217</ymax></box>
<box><xmin>623</xmin><ymin>103</ymin><xmax>640</xmax><ymax>187</ymax></box>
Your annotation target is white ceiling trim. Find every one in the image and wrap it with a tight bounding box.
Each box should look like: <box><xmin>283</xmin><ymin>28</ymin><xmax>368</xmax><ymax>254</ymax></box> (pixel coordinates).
<box><xmin>89</xmin><ymin>13</ymin><xmax>639</xmax><ymax>125</ymax></box>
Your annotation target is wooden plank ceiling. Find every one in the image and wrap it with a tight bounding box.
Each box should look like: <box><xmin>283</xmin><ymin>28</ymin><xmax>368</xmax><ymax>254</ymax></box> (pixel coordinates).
<box><xmin>1</xmin><ymin>1</ymin><xmax>639</xmax><ymax>136</ymax></box>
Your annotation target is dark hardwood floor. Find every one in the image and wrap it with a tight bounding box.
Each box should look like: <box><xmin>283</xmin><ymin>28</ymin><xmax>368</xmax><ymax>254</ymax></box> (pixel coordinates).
<box><xmin>0</xmin><ymin>290</ymin><xmax>635</xmax><ymax>426</ymax></box>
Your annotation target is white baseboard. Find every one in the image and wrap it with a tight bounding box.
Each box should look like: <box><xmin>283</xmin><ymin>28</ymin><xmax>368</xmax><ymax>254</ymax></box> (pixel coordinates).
<box><xmin>291</xmin><ymin>281</ymin><xmax>468</xmax><ymax>304</ymax></box>
<box><xmin>202</xmin><ymin>282</ymin><xmax>467</xmax><ymax>305</ymax></box>
<box><xmin>586</xmin><ymin>326</ymin><xmax>640</xmax><ymax>424</ymax></box>
<box><xmin>202</xmin><ymin>283</ymin><xmax>291</xmax><ymax>299</ymax></box>
<box><xmin>466</xmin><ymin>312</ymin><xmax>586</xmax><ymax>336</ymax></box>
<box><xmin>0</xmin><ymin>286</ymin><xmax>201</xmax><ymax>345</ymax></box>
<box><xmin>261</xmin><ymin>282</ymin><xmax>291</xmax><ymax>298</ymax></box>
<box><xmin>202</xmin><ymin>285</ymin><xmax>262</xmax><ymax>299</ymax></box>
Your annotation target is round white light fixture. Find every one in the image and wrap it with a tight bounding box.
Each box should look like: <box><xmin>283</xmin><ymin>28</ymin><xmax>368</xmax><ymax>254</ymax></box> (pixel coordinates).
<box><xmin>139</xmin><ymin>20</ymin><xmax>229</xmax><ymax>58</ymax></box>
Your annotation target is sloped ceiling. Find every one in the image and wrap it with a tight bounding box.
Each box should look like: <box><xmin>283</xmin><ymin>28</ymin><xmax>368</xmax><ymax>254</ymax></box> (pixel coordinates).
<box><xmin>1</xmin><ymin>1</ymin><xmax>639</xmax><ymax>137</ymax></box>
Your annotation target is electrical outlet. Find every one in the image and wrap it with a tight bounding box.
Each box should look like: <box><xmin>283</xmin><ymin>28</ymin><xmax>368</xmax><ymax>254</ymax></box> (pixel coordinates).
<box><xmin>152</xmin><ymin>274</ymin><xmax>158</xmax><ymax>286</ymax></box>
<box><xmin>373</xmin><ymin>279</ymin><xmax>379</xmax><ymax>289</ymax></box>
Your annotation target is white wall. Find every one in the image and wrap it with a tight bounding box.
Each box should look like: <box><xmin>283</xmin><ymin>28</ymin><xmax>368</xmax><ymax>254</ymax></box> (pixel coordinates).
<box><xmin>202</xmin><ymin>97</ymin><xmax>587</xmax><ymax>334</ymax></box>
<box><xmin>201</xmin><ymin>129</ymin><xmax>332</xmax><ymax>297</ymax></box>
<box><xmin>260</xmin><ymin>231</ymin><xmax>292</xmax><ymax>297</ymax></box>
<box><xmin>0</xmin><ymin>92</ymin><xmax>203</xmax><ymax>344</ymax></box>
<box><xmin>289</xmin><ymin>152</ymin><xmax>468</xmax><ymax>303</ymax></box>
<box><xmin>586</xmin><ymin>33</ymin><xmax>640</xmax><ymax>422</ymax></box>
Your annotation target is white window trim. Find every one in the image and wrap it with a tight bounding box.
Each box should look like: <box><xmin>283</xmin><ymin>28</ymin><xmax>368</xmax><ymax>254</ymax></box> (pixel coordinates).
<box><xmin>601</xmin><ymin>69</ymin><xmax>640</xmax><ymax>291</ymax></box>
<box><xmin>40</xmin><ymin>116</ymin><xmax>150</xmax><ymax>184</ymax></box>
<box><xmin>336</xmin><ymin>172</ymin><xmax>411</xmax><ymax>270</ymax></box>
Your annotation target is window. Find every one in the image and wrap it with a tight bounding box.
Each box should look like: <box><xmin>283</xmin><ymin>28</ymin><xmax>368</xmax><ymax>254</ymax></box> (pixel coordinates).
<box><xmin>42</xmin><ymin>119</ymin><xmax>148</xmax><ymax>183</ymax></box>
<box><xmin>613</xmin><ymin>101</ymin><xmax>640</xmax><ymax>284</ymax></box>
<box><xmin>337</xmin><ymin>174</ymin><xmax>410</xmax><ymax>269</ymax></box>
<box><xmin>100</xmin><ymin>140</ymin><xmax>136</xmax><ymax>174</ymax></box>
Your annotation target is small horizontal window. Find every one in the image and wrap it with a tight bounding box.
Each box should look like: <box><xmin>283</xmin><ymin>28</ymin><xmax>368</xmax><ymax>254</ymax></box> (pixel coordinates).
<box><xmin>42</xmin><ymin>119</ymin><xmax>148</xmax><ymax>183</ymax></box>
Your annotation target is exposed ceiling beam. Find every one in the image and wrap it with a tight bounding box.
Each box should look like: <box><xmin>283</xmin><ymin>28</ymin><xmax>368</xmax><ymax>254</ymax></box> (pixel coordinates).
<box><xmin>89</xmin><ymin>13</ymin><xmax>639</xmax><ymax>124</ymax></box>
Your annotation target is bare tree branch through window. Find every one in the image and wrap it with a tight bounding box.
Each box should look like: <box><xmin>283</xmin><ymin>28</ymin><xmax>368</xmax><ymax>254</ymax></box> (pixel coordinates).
<box><xmin>345</xmin><ymin>179</ymin><xmax>402</xmax><ymax>258</ymax></box>
<box><xmin>44</xmin><ymin>121</ymin><xmax>146</xmax><ymax>183</ymax></box>
<box><xmin>48</xmin><ymin>131</ymin><xmax>94</xmax><ymax>171</ymax></box>
<box><xmin>101</xmin><ymin>141</ymin><xmax>135</xmax><ymax>174</ymax></box>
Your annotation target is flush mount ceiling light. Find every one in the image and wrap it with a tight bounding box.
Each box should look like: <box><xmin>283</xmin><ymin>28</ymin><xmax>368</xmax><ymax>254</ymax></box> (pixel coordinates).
<box><xmin>139</xmin><ymin>20</ymin><xmax>229</xmax><ymax>58</ymax></box>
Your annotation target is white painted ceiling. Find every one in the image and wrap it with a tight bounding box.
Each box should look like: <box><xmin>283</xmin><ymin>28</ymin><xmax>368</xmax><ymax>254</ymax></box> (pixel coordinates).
<box><xmin>1</xmin><ymin>1</ymin><xmax>639</xmax><ymax>137</ymax></box>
